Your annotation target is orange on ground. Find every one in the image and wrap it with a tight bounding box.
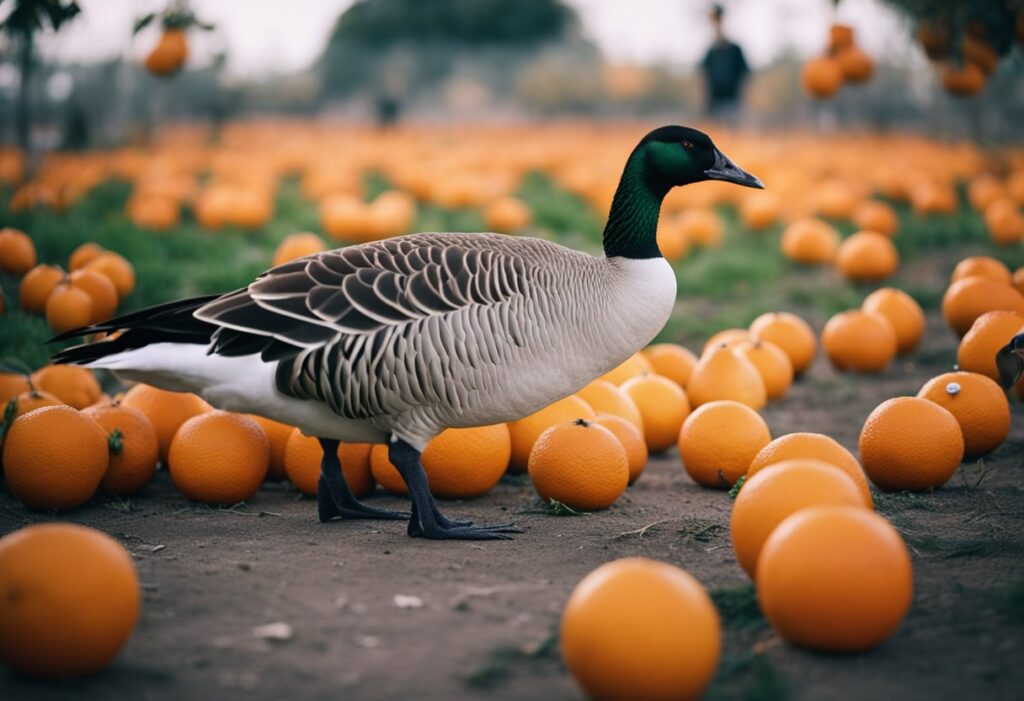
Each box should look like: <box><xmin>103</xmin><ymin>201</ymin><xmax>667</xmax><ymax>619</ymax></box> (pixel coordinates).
<box><xmin>835</xmin><ymin>231</ymin><xmax>899</xmax><ymax>281</ymax></box>
<box><xmin>917</xmin><ymin>371</ymin><xmax>1010</xmax><ymax>458</ymax></box>
<box><xmin>69</xmin><ymin>242</ymin><xmax>105</xmax><ymax>271</ymax></box>
<box><xmin>576</xmin><ymin>379</ymin><xmax>643</xmax><ymax>430</ymax></box>
<box><xmin>19</xmin><ymin>264</ymin><xmax>64</xmax><ymax>312</ymax></box>
<box><xmin>985</xmin><ymin>199</ymin><xmax>1024</xmax><ymax>245</ymax></box>
<box><xmin>561</xmin><ymin>558</ymin><xmax>720</xmax><ymax>701</ymax></box>
<box><xmin>686</xmin><ymin>344</ymin><xmax>766</xmax><ymax>410</ymax></box>
<box><xmin>272</xmin><ymin>232</ymin><xmax>327</xmax><ymax>267</ymax></box>
<box><xmin>781</xmin><ymin>218</ymin><xmax>839</xmax><ymax>264</ymax></box>
<box><xmin>372</xmin><ymin>424</ymin><xmax>510</xmax><ymax>499</ymax></box>
<box><xmin>85</xmin><ymin>252</ymin><xmax>135</xmax><ymax>298</ymax></box>
<box><xmin>678</xmin><ymin>400</ymin><xmax>771</xmax><ymax>488</ymax></box>
<box><xmin>951</xmin><ymin>256</ymin><xmax>1012</xmax><ymax>286</ymax></box>
<box><xmin>733</xmin><ymin>339</ymin><xmax>793</xmax><ymax>401</ymax></box>
<box><xmin>859</xmin><ymin>397</ymin><xmax>964</xmax><ymax>491</ymax></box>
<box><xmin>506</xmin><ymin>394</ymin><xmax>594</xmax><ymax>473</ymax></box>
<box><xmin>620</xmin><ymin>374</ymin><xmax>691</xmax><ymax>453</ymax></box>
<box><xmin>702</xmin><ymin>328</ymin><xmax>751</xmax><ymax>355</ymax></box>
<box><xmin>484</xmin><ymin>196</ymin><xmax>532</xmax><ymax>233</ymax></box>
<box><xmin>757</xmin><ymin>506</ymin><xmax>912</xmax><ymax>652</ymax></box>
<box><xmin>748</xmin><ymin>432</ymin><xmax>871</xmax><ymax>507</ymax></box>
<box><xmin>121</xmin><ymin>384</ymin><xmax>212</xmax><ymax>464</ymax></box>
<box><xmin>1015</xmin><ymin>267</ymin><xmax>1024</xmax><ymax>296</ymax></box>
<box><xmin>83</xmin><ymin>404</ymin><xmax>159</xmax><ymax>495</ymax></box>
<box><xmin>528</xmin><ymin>419</ymin><xmax>628</xmax><ymax>511</ymax></box>
<box><xmin>678</xmin><ymin>209</ymin><xmax>723</xmax><ymax>247</ymax></box>
<box><xmin>30</xmin><ymin>365</ymin><xmax>101</xmax><ymax>410</ymax></box>
<box><xmin>0</xmin><ymin>227</ymin><xmax>36</xmax><ymax>275</ymax></box>
<box><xmin>957</xmin><ymin>310</ymin><xmax>1024</xmax><ymax>381</ymax></box>
<box><xmin>821</xmin><ymin>310</ymin><xmax>897</xmax><ymax>373</ymax></box>
<box><xmin>45</xmin><ymin>283</ymin><xmax>92</xmax><ymax>334</ymax></box>
<box><xmin>284</xmin><ymin>429</ymin><xmax>374</xmax><ymax>498</ymax></box>
<box><xmin>0</xmin><ymin>523</ymin><xmax>139</xmax><ymax>678</ymax></box>
<box><xmin>592</xmin><ymin>414</ymin><xmax>649</xmax><ymax>484</ymax></box>
<box><xmin>249</xmin><ymin>415</ymin><xmax>295</xmax><ymax>480</ymax></box>
<box><xmin>0</xmin><ymin>372</ymin><xmax>30</xmax><ymax>405</ymax></box>
<box><xmin>731</xmin><ymin>459</ymin><xmax>868</xmax><ymax>578</ymax></box>
<box><xmin>69</xmin><ymin>269</ymin><xmax>118</xmax><ymax>323</ymax></box>
<box><xmin>862</xmin><ymin>288</ymin><xmax>925</xmax><ymax>354</ymax></box>
<box><xmin>2</xmin><ymin>405</ymin><xmax>108</xmax><ymax>510</ymax></box>
<box><xmin>749</xmin><ymin>311</ymin><xmax>817</xmax><ymax>375</ymax></box>
<box><xmin>739</xmin><ymin>190</ymin><xmax>782</xmax><ymax>230</ymax></box>
<box><xmin>598</xmin><ymin>352</ymin><xmax>653</xmax><ymax>386</ymax></box>
<box><xmin>942</xmin><ymin>275</ymin><xmax>1024</xmax><ymax>336</ymax></box>
<box><xmin>642</xmin><ymin>342</ymin><xmax>698</xmax><ymax>389</ymax></box>
<box><xmin>168</xmin><ymin>411</ymin><xmax>269</xmax><ymax>505</ymax></box>
<box><xmin>853</xmin><ymin>200</ymin><xmax>898</xmax><ymax>237</ymax></box>
<box><xmin>6</xmin><ymin>389</ymin><xmax>63</xmax><ymax>421</ymax></box>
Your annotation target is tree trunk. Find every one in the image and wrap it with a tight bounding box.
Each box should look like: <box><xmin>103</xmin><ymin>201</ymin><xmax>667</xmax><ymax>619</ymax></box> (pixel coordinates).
<box><xmin>16</xmin><ymin>28</ymin><xmax>33</xmax><ymax>155</ymax></box>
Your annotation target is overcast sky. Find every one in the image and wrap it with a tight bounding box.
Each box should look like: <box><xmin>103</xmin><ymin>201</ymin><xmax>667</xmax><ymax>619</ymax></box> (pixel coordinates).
<box><xmin>22</xmin><ymin>0</ymin><xmax>918</xmax><ymax>78</ymax></box>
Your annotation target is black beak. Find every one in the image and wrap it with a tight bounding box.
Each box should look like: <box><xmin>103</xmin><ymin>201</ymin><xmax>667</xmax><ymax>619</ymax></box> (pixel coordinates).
<box><xmin>995</xmin><ymin>335</ymin><xmax>1024</xmax><ymax>388</ymax></box>
<box><xmin>705</xmin><ymin>148</ymin><xmax>764</xmax><ymax>189</ymax></box>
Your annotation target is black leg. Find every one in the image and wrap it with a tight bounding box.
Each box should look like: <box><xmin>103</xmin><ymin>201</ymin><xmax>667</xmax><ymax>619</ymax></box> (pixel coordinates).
<box><xmin>318</xmin><ymin>438</ymin><xmax>409</xmax><ymax>522</ymax></box>
<box><xmin>388</xmin><ymin>437</ymin><xmax>521</xmax><ymax>540</ymax></box>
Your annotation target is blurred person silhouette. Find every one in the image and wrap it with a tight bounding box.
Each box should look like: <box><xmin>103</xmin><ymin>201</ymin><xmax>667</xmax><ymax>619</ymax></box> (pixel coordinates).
<box><xmin>700</xmin><ymin>3</ymin><xmax>749</xmax><ymax>124</ymax></box>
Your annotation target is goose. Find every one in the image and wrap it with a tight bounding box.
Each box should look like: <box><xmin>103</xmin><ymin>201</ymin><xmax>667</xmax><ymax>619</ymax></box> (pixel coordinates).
<box><xmin>997</xmin><ymin>332</ymin><xmax>1024</xmax><ymax>388</ymax></box>
<box><xmin>52</xmin><ymin>125</ymin><xmax>763</xmax><ymax>540</ymax></box>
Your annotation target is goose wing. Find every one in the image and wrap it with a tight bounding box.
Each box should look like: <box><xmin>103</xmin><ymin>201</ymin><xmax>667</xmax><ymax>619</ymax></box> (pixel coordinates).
<box><xmin>195</xmin><ymin>235</ymin><xmax>532</xmax><ymax>357</ymax></box>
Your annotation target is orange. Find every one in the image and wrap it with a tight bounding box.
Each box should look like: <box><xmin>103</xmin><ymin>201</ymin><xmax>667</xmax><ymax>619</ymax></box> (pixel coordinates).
<box><xmin>835</xmin><ymin>46</ymin><xmax>873</xmax><ymax>83</ymax></box>
<box><xmin>85</xmin><ymin>252</ymin><xmax>135</xmax><ymax>298</ymax></box>
<box><xmin>528</xmin><ymin>419</ymin><xmax>628</xmax><ymax>510</ymax></box>
<box><xmin>0</xmin><ymin>372</ymin><xmax>30</xmax><ymax>405</ymax></box>
<box><xmin>951</xmin><ymin>256</ymin><xmax>1012</xmax><ymax>286</ymax></box>
<box><xmin>5</xmin><ymin>389</ymin><xmax>63</xmax><ymax>421</ymax></box>
<box><xmin>561</xmin><ymin>558</ymin><xmax>720</xmax><ymax>701</ymax></box>
<box><xmin>507</xmin><ymin>394</ymin><xmax>594</xmax><ymax>472</ymax></box>
<box><xmin>121</xmin><ymin>384</ymin><xmax>212</xmax><ymax>464</ymax></box>
<box><xmin>484</xmin><ymin>196</ymin><xmax>532</xmax><ymax>233</ymax></box>
<box><xmin>968</xmin><ymin>175</ymin><xmax>1007</xmax><ymax>212</ymax></box>
<box><xmin>167</xmin><ymin>411</ymin><xmax>269</xmax><ymax>505</ymax></box>
<box><xmin>757</xmin><ymin>506</ymin><xmax>912</xmax><ymax>652</ymax></box>
<box><xmin>272</xmin><ymin>232</ymin><xmax>327</xmax><ymax>267</ymax></box>
<box><xmin>781</xmin><ymin>218</ymin><xmax>840</xmax><ymax>264</ymax></box>
<box><xmin>145</xmin><ymin>29</ymin><xmax>188</xmax><ymax>76</ymax></box>
<box><xmin>656</xmin><ymin>217</ymin><xmax>690</xmax><ymax>261</ymax></box>
<box><xmin>641</xmin><ymin>342</ymin><xmax>698</xmax><ymax>389</ymax></box>
<box><xmin>739</xmin><ymin>190</ymin><xmax>782</xmax><ymax>230</ymax></box>
<box><xmin>576</xmin><ymin>379</ymin><xmax>643</xmax><ymax>430</ymax></box>
<box><xmin>249</xmin><ymin>415</ymin><xmax>295</xmax><ymax>480</ymax></box>
<box><xmin>942</xmin><ymin>275</ymin><xmax>1024</xmax><ymax>336</ymax></box>
<box><xmin>749</xmin><ymin>311</ymin><xmax>817</xmax><ymax>374</ymax></box>
<box><xmin>853</xmin><ymin>200</ymin><xmax>898</xmax><ymax>237</ymax></box>
<box><xmin>732</xmin><ymin>339</ymin><xmax>793</xmax><ymax>400</ymax></box>
<box><xmin>862</xmin><ymin>288</ymin><xmax>925</xmax><ymax>354</ymax></box>
<box><xmin>678</xmin><ymin>400</ymin><xmax>771</xmax><ymax>488</ymax></box>
<box><xmin>0</xmin><ymin>523</ymin><xmax>139</xmax><ymax>677</ymax></box>
<box><xmin>835</xmin><ymin>231</ymin><xmax>899</xmax><ymax>281</ymax></box>
<box><xmin>592</xmin><ymin>414</ymin><xmax>649</xmax><ymax>484</ymax></box>
<box><xmin>829</xmin><ymin>23</ymin><xmax>855</xmax><ymax>51</ymax></box>
<box><xmin>19</xmin><ymin>264</ymin><xmax>64</xmax><ymax>312</ymax></box>
<box><xmin>957</xmin><ymin>310</ymin><xmax>1024</xmax><ymax>381</ymax></box>
<box><xmin>45</xmin><ymin>283</ymin><xmax>92</xmax><ymax>334</ymax></box>
<box><xmin>984</xmin><ymin>199</ymin><xmax>1024</xmax><ymax>245</ymax></box>
<box><xmin>30</xmin><ymin>365</ymin><xmax>101</xmax><ymax>410</ymax></box>
<box><xmin>83</xmin><ymin>404</ymin><xmax>159</xmax><ymax>495</ymax></box>
<box><xmin>2</xmin><ymin>405</ymin><xmax>108</xmax><ymax>510</ymax></box>
<box><xmin>598</xmin><ymin>352</ymin><xmax>653</xmax><ymax>385</ymax></box>
<box><xmin>68</xmin><ymin>242</ymin><xmax>104</xmax><ymax>271</ymax></box>
<box><xmin>620</xmin><ymin>374</ymin><xmax>691</xmax><ymax>452</ymax></box>
<box><xmin>701</xmin><ymin>328</ymin><xmax>751</xmax><ymax>355</ymax></box>
<box><xmin>284</xmin><ymin>429</ymin><xmax>374</xmax><ymax>498</ymax></box>
<box><xmin>0</xmin><ymin>227</ymin><xmax>36</xmax><ymax>275</ymax></box>
<box><xmin>859</xmin><ymin>397</ymin><xmax>964</xmax><ymax>491</ymax></box>
<box><xmin>942</xmin><ymin>62</ymin><xmax>986</xmax><ymax>96</ymax></box>
<box><xmin>748</xmin><ymin>432</ymin><xmax>872</xmax><ymax>507</ymax></box>
<box><xmin>917</xmin><ymin>371</ymin><xmax>1010</xmax><ymax>458</ymax></box>
<box><xmin>1015</xmin><ymin>266</ymin><xmax>1024</xmax><ymax>295</ymax></box>
<box><xmin>371</xmin><ymin>424</ymin><xmax>510</xmax><ymax>498</ymax></box>
<box><xmin>678</xmin><ymin>209</ymin><xmax>723</xmax><ymax>247</ymax></box>
<box><xmin>821</xmin><ymin>310</ymin><xmax>897</xmax><ymax>373</ymax></box>
<box><xmin>731</xmin><ymin>459</ymin><xmax>867</xmax><ymax>578</ymax></box>
<box><xmin>69</xmin><ymin>269</ymin><xmax>118</xmax><ymax>323</ymax></box>
<box><xmin>801</xmin><ymin>56</ymin><xmax>843</xmax><ymax>99</ymax></box>
<box><xmin>686</xmin><ymin>344</ymin><xmax>766</xmax><ymax>410</ymax></box>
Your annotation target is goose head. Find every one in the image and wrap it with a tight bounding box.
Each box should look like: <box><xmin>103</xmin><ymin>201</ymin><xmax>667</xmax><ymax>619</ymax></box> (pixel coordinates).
<box><xmin>638</xmin><ymin>125</ymin><xmax>764</xmax><ymax>190</ymax></box>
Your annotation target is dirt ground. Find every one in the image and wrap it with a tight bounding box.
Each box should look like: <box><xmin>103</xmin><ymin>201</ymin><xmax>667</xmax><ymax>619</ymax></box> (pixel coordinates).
<box><xmin>2</xmin><ymin>310</ymin><xmax>1023</xmax><ymax>701</ymax></box>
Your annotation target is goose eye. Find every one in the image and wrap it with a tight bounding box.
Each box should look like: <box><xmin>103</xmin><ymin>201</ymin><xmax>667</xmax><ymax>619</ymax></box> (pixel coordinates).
<box><xmin>681</xmin><ymin>141</ymin><xmax>694</xmax><ymax>150</ymax></box>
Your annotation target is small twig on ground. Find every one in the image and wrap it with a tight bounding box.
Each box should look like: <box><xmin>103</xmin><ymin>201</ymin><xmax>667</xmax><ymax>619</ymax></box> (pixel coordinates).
<box><xmin>613</xmin><ymin>519</ymin><xmax>670</xmax><ymax>539</ymax></box>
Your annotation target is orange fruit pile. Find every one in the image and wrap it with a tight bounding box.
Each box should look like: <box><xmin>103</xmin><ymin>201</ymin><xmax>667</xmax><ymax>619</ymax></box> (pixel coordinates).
<box><xmin>528</xmin><ymin>419</ymin><xmax>628</xmax><ymax>511</ymax></box>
